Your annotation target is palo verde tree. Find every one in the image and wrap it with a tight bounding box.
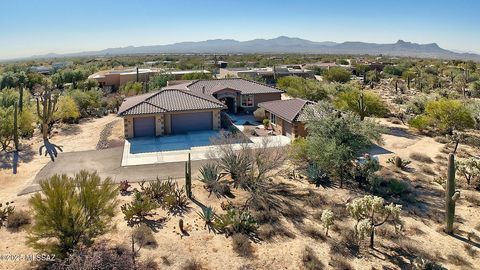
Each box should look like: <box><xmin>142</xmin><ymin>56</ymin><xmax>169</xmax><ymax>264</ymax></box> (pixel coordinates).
<box><xmin>304</xmin><ymin>102</ymin><xmax>383</xmax><ymax>187</ymax></box>
<box><xmin>27</xmin><ymin>171</ymin><xmax>118</xmax><ymax>257</ymax></box>
<box><xmin>333</xmin><ymin>88</ymin><xmax>388</xmax><ymax>120</ymax></box>
<box><xmin>346</xmin><ymin>195</ymin><xmax>402</xmax><ymax>248</ymax></box>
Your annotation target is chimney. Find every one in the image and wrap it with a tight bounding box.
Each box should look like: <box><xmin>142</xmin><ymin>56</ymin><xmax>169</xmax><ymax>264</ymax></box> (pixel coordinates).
<box><xmin>202</xmin><ymin>86</ymin><xmax>206</xmax><ymax>94</ymax></box>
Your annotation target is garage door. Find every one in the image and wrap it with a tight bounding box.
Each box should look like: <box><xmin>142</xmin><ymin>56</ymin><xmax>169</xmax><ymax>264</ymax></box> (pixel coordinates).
<box><xmin>171</xmin><ymin>112</ymin><xmax>213</xmax><ymax>134</ymax></box>
<box><xmin>133</xmin><ymin>117</ymin><xmax>155</xmax><ymax>137</ymax></box>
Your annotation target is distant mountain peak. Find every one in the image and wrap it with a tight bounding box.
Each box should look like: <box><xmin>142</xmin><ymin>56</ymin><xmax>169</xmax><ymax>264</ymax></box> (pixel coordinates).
<box><xmin>13</xmin><ymin>36</ymin><xmax>480</xmax><ymax>62</ymax></box>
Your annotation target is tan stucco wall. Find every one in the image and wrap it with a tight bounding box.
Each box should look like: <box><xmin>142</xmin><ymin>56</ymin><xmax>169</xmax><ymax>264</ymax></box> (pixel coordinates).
<box><xmin>123</xmin><ymin>115</ymin><xmax>134</xmax><ymax>139</ymax></box>
<box><xmin>239</xmin><ymin>93</ymin><xmax>282</xmax><ymax>113</ymax></box>
<box><xmin>155</xmin><ymin>115</ymin><xmax>164</xmax><ymax>136</ymax></box>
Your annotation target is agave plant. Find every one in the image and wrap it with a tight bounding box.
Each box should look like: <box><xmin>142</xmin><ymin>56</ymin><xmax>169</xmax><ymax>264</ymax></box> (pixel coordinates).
<box><xmin>199</xmin><ymin>163</ymin><xmax>231</xmax><ymax>197</ymax></box>
<box><xmin>197</xmin><ymin>206</ymin><xmax>216</xmax><ymax>232</ymax></box>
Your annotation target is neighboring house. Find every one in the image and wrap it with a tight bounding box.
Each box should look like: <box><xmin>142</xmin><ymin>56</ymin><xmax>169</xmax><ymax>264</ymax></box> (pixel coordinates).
<box><xmin>30</xmin><ymin>66</ymin><xmax>53</xmax><ymax>74</ymax></box>
<box><xmin>258</xmin><ymin>98</ymin><xmax>314</xmax><ymax>139</ymax></box>
<box><xmin>88</xmin><ymin>68</ymin><xmax>210</xmax><ymax>91</ymax></box>
<box><xmin>118</xmin><ymin>78</ymin><xmax>283</xmax><ymax>138</ymax></box>
<box><xmin>218</xmin><ymin>66</ymin><xmax>315</xmax><ymax>84</ymax></box>
<box><xmin>118</xmin><ymin>89</ymin><xmax>225</xmax><ymax>138</ymax></box>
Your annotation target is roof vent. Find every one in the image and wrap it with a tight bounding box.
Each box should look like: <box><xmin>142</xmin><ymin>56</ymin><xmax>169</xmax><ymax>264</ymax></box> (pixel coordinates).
<box><xmin>202</xmin><ymin>86</ymin><xmax>206</xmax><ymax>94</ymax></box>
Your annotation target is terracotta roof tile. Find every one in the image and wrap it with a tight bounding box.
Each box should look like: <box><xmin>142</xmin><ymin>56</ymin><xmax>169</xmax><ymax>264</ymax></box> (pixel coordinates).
<box><xmin>258</xmin><ymin>98</ymin><xmax>314</xmax><ymax>123</ymax></box>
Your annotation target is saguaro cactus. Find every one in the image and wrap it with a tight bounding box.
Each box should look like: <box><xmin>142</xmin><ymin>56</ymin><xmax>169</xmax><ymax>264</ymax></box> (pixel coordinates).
<box><xmin>185</xmin><ymin>153</ymin><xmax>192</xmax><ymax>199</ymax></box>
<box><xmin>13</xmin><ymin>102</ymin><xmax>19</xmax><ymax>151</ymax></box>
<box><xmin>357</xmin><ymin>91</ymin><xmax>367</xmax><ymax>121</ymax></box>
<box><xmin>445</xmin><ymin>153</ymin><xmax>460</xmax><ymax>235</ymax></box>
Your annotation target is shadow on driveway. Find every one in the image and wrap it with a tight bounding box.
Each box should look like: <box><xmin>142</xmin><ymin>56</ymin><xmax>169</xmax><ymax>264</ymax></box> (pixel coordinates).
<box><xmin>19</xmin><ymin>146</ymin><xmax>209</xmax><ymax>195</ymax></box>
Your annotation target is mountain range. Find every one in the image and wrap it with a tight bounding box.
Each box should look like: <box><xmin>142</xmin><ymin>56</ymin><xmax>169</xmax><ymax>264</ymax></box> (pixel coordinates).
<box><xmin>28</xmin><ymin>36</ymin><xmax>480</xmax><ymax>61</ymax></box>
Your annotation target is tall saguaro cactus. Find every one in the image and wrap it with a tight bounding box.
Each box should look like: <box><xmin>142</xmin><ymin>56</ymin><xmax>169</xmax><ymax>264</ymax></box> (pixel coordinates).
<box><xmin>13</xmin><ymin>101</ymin><xmax>19</xmax><ymax>151</ymax></box>
<box><xmin>357</xmin><ymin>91</ymin><xmax>367</xmax><ymax>121</ymax></box>
<box><xmin>35</xmin><ymin>87</ymin><xmax>58</xmax><ymax>140</ymax></box>
<box><xmin>445</xmin><ymin>153</ymin><xmax>460</xmax><ymax>235</ymax></box>
<box><xmin>185</xmin><ymin>153</ymin><xmax>192</xmax><ymax>199</ymax></box>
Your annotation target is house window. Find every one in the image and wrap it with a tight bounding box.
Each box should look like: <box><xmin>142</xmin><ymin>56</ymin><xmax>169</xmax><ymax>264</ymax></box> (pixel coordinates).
<box><xmin>270</xmin><ymin>113</ymin><xmax>276</xmax><ymax>125</ymax></box>
<box><xmin>241</xmin><ymin>94</ymin><xmax>254</xmax><ymax>107</ymax></box>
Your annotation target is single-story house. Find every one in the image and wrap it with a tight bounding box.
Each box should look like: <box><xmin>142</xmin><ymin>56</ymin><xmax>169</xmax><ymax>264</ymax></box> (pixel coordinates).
<box><xmin>164</xmin><ymin>78</ymin><xmax>283</xmax><ymax>114</ymax></box>
<box><xmin>258</xmin><ymin>98</ymin><xmax>314</xmax><ymax>139</ymax></box>
<box><xmin>118</xmin><ymin>78</ymin><xmax>283</xmax><ymax>138</ymax></box>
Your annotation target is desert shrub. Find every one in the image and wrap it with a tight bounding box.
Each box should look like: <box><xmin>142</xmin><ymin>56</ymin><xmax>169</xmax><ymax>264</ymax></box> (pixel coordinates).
<box><xmin>301</xmin><ymin>246</ymin><xmax>324</xmax><ymax>270</ymax></box>
<box><xmin>464</xmin><ymin>243</ymin><xmax>478</xmax><ymax>257</ymax></box>
<box><xmin>420</xmin><ymin>165</ymin><xmax>436</xmax><ymax>176</ymax></box>
<box><xmin>182</xmin><ymin>259</ymin><xmax>205</xmax><ymax>270</ymax></box>
<box><xmin>413</xmin><ymin>256</ymin><xmax>447</xmax><ymax>270</ymax></box>
<box><xmin>305</xmin><ymin>103</ymin><xmax>383</xmax><ymax>188</ymax></box>
<box><xmin>387</xmin><ymin>156</ymin><xmax>411</xmax><ymax>170</ymax></box>
<box><xmin>410</xmin><ymin>152</ymin><xmax>433</xmax><ymax>163</ymax></box>
<box><xmin>232</xmin><ymin>234</ymin><xmax>254</xmax><ymax>257</ymax></box>
<box><xmin>323</xmin><ymin>67</ymin><xmax>351</xmax><ymax>83</ymax></box>
<box><xmin>132</xmin><ymin>224</ymin><xmax>158</xmax><ymax>249</ymax></box>
<box><xmin>6</xmin><ymin>209</ymin><xmax>30</xmax><ymax>231</ymax></box>
<box><xmin>351</xmin><ymin>154</ymin><xmax>381</xmax><ymax>188</ymax></box>
<box><xmin>257</xmin><ymin>223</ymin><xmax>295</xmax><ymax>240</ymax></box>
<box><xmin>121</xmin><ymin>192</ymin><xmax>158</xmax><ymax>224</ymax></box>
<box><xmin>28</xmin><ymin>171</ymin><xmax>118</xmax><ymax>257</ymax></box>
<box><xmin>303</xmin><ymin>224</ymin><xmax>326</xmax><ymax>240</ymax></box>
<box><xmin>276</xmin><ymin>76</ymin><xmax>329</xmax><ymax>101</ymax></box>
<box><xmin>388</xmin><ymin>179</ymin><xmax>410</xmax><ymax>196</ymax></box>
<box><xmin>406</xmin><ymin>95</ymin><xmax>429</xmax><ymax>115</ymax></box>
<box><xmin>0</xmin><ymin>201</ymin><xmax>15</xmax><ymax>228</ymax></box>
<box><xmin>50</xmin><ymin>241</ymin><xmax>134</xmax><ymax>270</ymax></box>
<box><xmin>304</xmin><ymin>189</ymin><xmax>325</xmax><ymax>208</ymax></box>
<box><xmin>329</xmin><ymin>256</ymin><xmax>354</xmax><ymax>270</ymax></box>
<box><xmin>409</xmin><ymin>99</ymin><xmax>475</xmax><ymax>134</ymax></box>
<box><xmin>306</xmin><ymin>163</ymin><xmax>328</xmax><ymax>186</ymax></box>
<box><xmin>199</xmin><ymin>163</ymin><xmax>230</xmax><ymax>197</ymax></box>
<box><xmin>67</xmin><ymin>89</ymin><xmax>102</xmax><ymax>117</ymax></box>
<box><xmin>333</xmin><ymin>88</ymin><xmax>388</xmax><ymax>119</ymax></box>
<box><xmin>54</xmin><ymin>95</ymin><xmax>80</xmax><ymax>123</ymax></box>
<box><xmin>140</xmin><ymin>178</ymin><xmax>189</xmax><ymax>212</ymax></box>
<box><xmin>214</xmin><ymin>208</ymin><xmax>257</xmax><ymax>235</ymax></box>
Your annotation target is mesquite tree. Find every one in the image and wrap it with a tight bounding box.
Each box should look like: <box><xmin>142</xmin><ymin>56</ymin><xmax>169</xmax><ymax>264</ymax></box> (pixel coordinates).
<box><xmin>34</xmin><ymin>85</ymin><xmax>59</xmax><ymax>140</ymax></box>
<box><xmin>347</xmin><ymin>195</ymin><xmax>402</xmax><ymax>248</ymax></box>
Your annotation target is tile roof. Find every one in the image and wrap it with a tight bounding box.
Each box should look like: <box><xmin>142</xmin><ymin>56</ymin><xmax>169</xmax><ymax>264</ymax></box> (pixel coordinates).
<box><xmin>258</xmin><ymin>98</ymin><xmax>315</xmax><ymax>123</ymax></box>
<box><xmin>118</xmin><ymin>89</ymin><xmax>225</xmax><ymax>116</ymax></box>
<box><xmin>186</xmin><ymin>78</ymin><xmax>283</xmax><ymax>95</ymax></box>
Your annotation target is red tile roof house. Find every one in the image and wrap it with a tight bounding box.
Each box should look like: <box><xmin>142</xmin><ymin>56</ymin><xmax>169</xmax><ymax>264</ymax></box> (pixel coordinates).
<box><xmin>118</xmin><ymin>78</ymin><xmax>283</xmax><ymax>138</ymax></box>
<box><xmin>258</xmin><ymin>98</ymin><xmax>314</xmax><ymax>139</ymax></box>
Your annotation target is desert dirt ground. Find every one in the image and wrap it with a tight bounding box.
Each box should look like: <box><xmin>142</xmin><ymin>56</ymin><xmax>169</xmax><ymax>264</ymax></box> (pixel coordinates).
<box><xmin>1</xmin><ymin>114</ymin><xmax>480</xmax><ymax>270</ymax></box>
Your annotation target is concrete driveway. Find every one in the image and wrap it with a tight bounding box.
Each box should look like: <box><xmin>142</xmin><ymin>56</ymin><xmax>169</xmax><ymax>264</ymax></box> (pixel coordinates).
<box><xmin>20</xmin><ymin>146</ymin><xmax>208</xmax><ymax>195</ymax></box>
<box><xmin>122</xmin><ymin>131</ymin><xmax>223</xmax><ymax>166</ymax></box>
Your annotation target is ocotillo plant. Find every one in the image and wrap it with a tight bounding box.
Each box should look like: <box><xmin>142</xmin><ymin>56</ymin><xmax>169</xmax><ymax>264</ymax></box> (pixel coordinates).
<box><xmin>445</xmin><ymin>153</ymin><xmax>460</xmax><ymax>235</ymax></box>
<box><xmin>185</xmin><ymin>153</ymin><xmax>192</xmax><ymax>199</ymax></box>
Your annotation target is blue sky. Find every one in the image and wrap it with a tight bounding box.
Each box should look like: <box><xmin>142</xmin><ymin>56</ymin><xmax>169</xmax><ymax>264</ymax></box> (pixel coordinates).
<box><xmin>0</xmin><ymin>0</ymin><xmax>479</xmax><ymax>59</ymax></box>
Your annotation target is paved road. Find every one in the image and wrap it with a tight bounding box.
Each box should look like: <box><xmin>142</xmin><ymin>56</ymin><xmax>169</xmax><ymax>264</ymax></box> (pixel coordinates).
<box><xmin>19</xmin><ymin>146</ymin><xmax>209</xmax><ymax>195</ymax></box>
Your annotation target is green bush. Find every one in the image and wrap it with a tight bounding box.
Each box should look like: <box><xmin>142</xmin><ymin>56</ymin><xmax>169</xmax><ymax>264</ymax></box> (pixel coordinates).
<box><xmin>214</xmin><ymin>208</ymin><xmax>257</xmax><ymax>235</ymax></box>
<box><xmin>54</xmin><ymin>95</ymin><xmax>80</xmax><ymax>123</ymax></box>
<box><xmin>28</xmin><ymin>171</ymin><xmax>118</xmax><ymax>257</ymax></box>
<box><xmin>333</xmin><ymin>88</ymin><xmax>388</xmax><ymax>119</ymax></box>
<box><xmin>121</xmin><ymin>192</ymin><xmax>158</xmax><ymax>224</ymax></box>
<box><xmin>323</xmin><ymin>67</ymin><xmax>351</xmax><ymax>83</ymax></box>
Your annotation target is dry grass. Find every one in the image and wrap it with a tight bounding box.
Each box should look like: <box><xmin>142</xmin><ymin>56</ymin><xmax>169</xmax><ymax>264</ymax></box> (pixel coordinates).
<box><xmin>410</xmin><ymin>152</ymin><xmax>433</xmax><ymax>163</ymax></box>
<box><xmin>329</xmin><ymin>256</ymin><xmax>354</xmax><ymax>270</ymax></box>
<box><xmin>232</xmin><ymin>234</ymin><xmax>254</xmax><ymax>257</ymax></box>
<box><xmin>419</xmin><ymin>165</ymin><xmax>436</xmax><ymax>176</ymax></box>
<box><xmin>447</xmin><ymin>254</ymin><xmax>471</xmax><ymax>267</ymax></box>
<box><xmin>465</xmin><ymin>194</ymin><xmax>480</xmax><ymax>207</ymax></box>
<box><xmin>6</xmin><ymin>210</ymin><xmax>31</xmax><ymax>232</ymax></box>
<box><xmin>463</xmin><ymin>244</ymin><xmax>478</xmax><ymax>258</ymax></box>
<box><xmin>257</xmin><ymin>223</ymin><xmax>295</xmax><ymax>240</ymax></box>
<box><xmin>182</xmin><ymin>259</ymin><xmax>205</xmax><ymax>270</ymax></box>
<box><xmin>302</xmin><ymin>224</ymin><xmax>326</xmax><ymax>241</ymax></box>
<box><xmin>302</xmin><ymin>246</ymin><xmax>324</xmax><ymax>270</ymax></box>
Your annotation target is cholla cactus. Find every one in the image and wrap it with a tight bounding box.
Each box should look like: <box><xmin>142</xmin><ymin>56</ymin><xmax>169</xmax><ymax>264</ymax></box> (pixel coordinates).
<box><xmin>321</xmin><ymin>209</ymin><xmax>334</xmax><ymax>236</ymax></box>
<box><xmin>346</xmin><ymin>195</ymin><xmax>402</xmax><ymax>248</ymax></box>
<box><xmin>456</xmin><ymin>157</ymin><xmax>480</xmax><ymax>185</ymax></box>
